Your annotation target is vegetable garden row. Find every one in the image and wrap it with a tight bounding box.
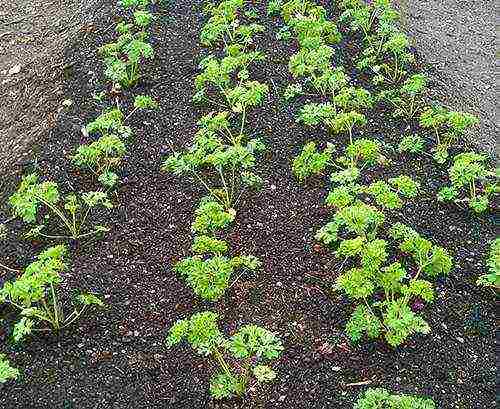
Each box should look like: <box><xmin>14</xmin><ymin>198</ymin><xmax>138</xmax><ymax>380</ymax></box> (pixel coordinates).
<box><xmin>0</xmin><ymin>0</ymin><xmax>497</xmax><ymax>407</ymax></box>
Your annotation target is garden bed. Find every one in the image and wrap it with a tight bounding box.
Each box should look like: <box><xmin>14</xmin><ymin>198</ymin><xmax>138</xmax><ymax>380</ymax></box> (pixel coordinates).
<box><xmin>0</xmin><ymin>1</ymin><xmax>496</xmax><ymax>408</ymax></box>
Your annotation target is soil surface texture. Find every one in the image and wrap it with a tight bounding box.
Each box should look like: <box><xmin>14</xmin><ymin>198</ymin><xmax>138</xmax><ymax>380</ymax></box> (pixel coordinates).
<box><xmin>0</xmin><ymin>2</ymin><xmax>496</xmax><ymax>409</ymax></box>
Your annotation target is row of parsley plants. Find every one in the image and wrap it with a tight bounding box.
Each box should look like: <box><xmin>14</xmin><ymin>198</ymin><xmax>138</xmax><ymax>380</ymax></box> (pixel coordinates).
<box><xmin>162</xmin><ymin>0</ymin><xmax>284</xmax><ymax>400</ymax></box>
<box><xmin>270</xmin><ymin>0</ymin><xmax>455</xmax><ymax>351</ymax></box>
<box><xmin>0</xmin><ymin>0</ymin><xmax>159</xmax><ymax>383</ymax></box>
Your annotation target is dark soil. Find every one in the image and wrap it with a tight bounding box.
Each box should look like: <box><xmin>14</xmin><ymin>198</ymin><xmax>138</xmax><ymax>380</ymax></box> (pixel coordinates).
<box><xmin>0</xmin><ymin>2</ymin><xmax>496</xmax><ymax>408</ymax></box>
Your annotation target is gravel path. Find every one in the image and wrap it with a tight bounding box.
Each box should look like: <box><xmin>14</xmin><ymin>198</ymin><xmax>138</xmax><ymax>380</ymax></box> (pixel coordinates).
<box><xmin>394</xmin><ymin>0</ymin><xmax>498</xmax><ymax>157</ymax></box>
<box><xmin>0</xmin><ymin>0</ymin><xmax>107</xmax><ymax>174</ymax></box>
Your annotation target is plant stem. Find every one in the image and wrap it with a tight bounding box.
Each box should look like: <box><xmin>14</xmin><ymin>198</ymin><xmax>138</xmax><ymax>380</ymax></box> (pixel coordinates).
<box><xmin>61</xmin><ymin>305</ymin><xmax>88</xmax><ymax>329</ymax></box>
<box><xmin>50</xmin><ymin>283</ymin><xmax>61</xmax><ymax>330</ymax></box>
<box><xmin>0</xmin><ymin>262</ymin><xmax>20</xmax><ymax>273</ymax></box>
<box><xmin>213</xmin><ymin>348</ymin><xmax>234</xmax><ymax>379</ymax></box>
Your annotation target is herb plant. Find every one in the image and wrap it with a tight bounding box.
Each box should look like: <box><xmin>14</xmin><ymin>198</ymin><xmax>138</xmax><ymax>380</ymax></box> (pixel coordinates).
<box><xmin>0</xmin><ymin>246</ymin><xmax>104</xmax><ymax>343</ymax></box>
<box><xmin>86</xmin><ymin>108</ymin><xmax>132</xmax><ymax>139</ymax></box>
<box><xmin>292</xmin><ymin>142</ymin><xmax>334</xmax><ymax>182</ymax></box>
<box><xmin>162</xmin><ymin>112</ymin><xmax>266</xmax><ymax>209</ymax></box>
<box><xmin>175</xmin><ymin>254</ymin><xmax>260</xmax><ymax>301</ymax></box>
<box><xmin>398</xmin><ymin>134</ymin><xmax>424</xmax><ymax>154</ymax></box>
<box><xmin>119</xmin><ymin>0</ymin><xmax>150</xmax><ymax>9</ymax></box>
<box><xmin>72</xmin><ymin>135</ymin><xmax>126</xmax><ymax>188</ymax></box>
<box><xmin>315</xmin><ymin>197</ymin><xmax>452</xmax><ymax>347</ymax></box>
<box><xmin>477</xmin><ymin>238</ymin><xmax>500</xmax><ymax>288</ymax></box>
<box><xmin>283</xmin><ymin>83</ymin><xmax>303</xmax><ymax>101</ymax></box>
<box><xmin>99</xmin><ymin>28</ymin><xmax>154</xmax><ymax>88</ymax></box>
<box><xmin>339</xmin><ymin>0</ymin><xmax>397</xmax><ymax>41</ymax></box>
<box><xmin>267</xmin><ymin>0</ymin><xmax>283</xmax><ymax>16</ymax></box>
<box><xmin>9</xmin><ymin>174</ymin><xmax>112</xmax><ymax>240</ymax></box>
<box><xmin>419</xmin><ymin>106</ymin><xmax>479</xmax><ymax>163</ymax></box>
<box><xmin>200</xmin><ymin>0</ymin><xmax>264</xmax><ymax>47</ymax></box>
<box><xmin>165</xmin><ymin>1</ymin><xmax>268</xmax><ymax>210</ymax></box>
<box><xmin>437</xmin><ymin>152</ymin><xmax>498</xmax><ymax>213</ymax></box>
<box><xmin>0</xmin><ymin>354</ymin><xmax>19</xmax><ymax>384</ymax></box>
<box><xmin>378</xmin><ymin>73</ymin><xmax>427</xmax><ymax>118</ymax></box>
<box><xmin>166</xmin><ymin>311</ymin><xmax>283</xmax><ymax>399</ymax></box>
<box><xmin>354</xmin><ymin>388</ymin><xmax>436</xmax><ymax>409</ymax></box>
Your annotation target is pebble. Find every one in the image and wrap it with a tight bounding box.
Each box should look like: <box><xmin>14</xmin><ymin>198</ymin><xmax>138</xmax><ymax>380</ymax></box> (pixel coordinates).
<box><xmin>8</xmin><ymin>64</ymin><xmax>22</xmax><ymax>75</ymax></box>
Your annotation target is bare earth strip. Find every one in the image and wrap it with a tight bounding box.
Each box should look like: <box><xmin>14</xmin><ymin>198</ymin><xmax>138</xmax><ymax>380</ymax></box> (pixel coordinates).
<box><xmin>0</xmin><ymin>0</ymin><xmax>106</xmax><ymax>175</ymax></box>
<box><xmin>394</xmin><ymin>0</ymin><xmax>498</xmax><ymax>157</ymax></box>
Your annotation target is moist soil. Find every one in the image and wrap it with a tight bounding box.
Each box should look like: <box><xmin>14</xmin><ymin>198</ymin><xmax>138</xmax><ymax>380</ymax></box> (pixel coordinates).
<box><xmin>0</xmin><ymin>2</ymin><xmax>496</xmax><ymax>408</ymax></box>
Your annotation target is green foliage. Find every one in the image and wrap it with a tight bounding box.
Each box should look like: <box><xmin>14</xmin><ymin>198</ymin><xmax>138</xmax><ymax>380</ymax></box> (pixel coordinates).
<box><xmin>9</xmin><ymin>174</ymin><xmax>112</xmax><ymax>240</ymax></box>
<box><xmin>174</xmin><ymin>254</ymin><xmax>260</xmax><ymax>301</ymax></box>
<box><xmin>292</xmin><ymin>142</ymin><xmax>334</xmax><ymax>182</ymax></box>
<box><xmin>327</xmin><ymin>175</ymin><xmax>418</xmax><ymax>211</ymax></box>
<box><xmin>316</xmin><ymin>202</ymin><xmax>385</xmax><ymax>246</ymax></box>
<box><xmin>134</xmin><ymin>10</ymin><xmax>154</xmax><ymax>27</ymax></box>
<box><xmin>87</xmin><ymin>108</ymin><xmax>125</xmax><ymax>135</ymax></box>
<box><xmin>0</xmin><ymin>354</ymin><xmax>19</xmax><ymax>384</ymax></box>
<box><xmin>166</xmin><ymin>311</ymin><xmax>283</xmax><ymax>399</ymax></box>
<box><xmin>283</xmin><ymin>83</ymin><xmax>303</xmax><ymax>101</ymax></box>
<box><xmin>192</xmin><ymin>235</ymin><xmax>228</xmax><ymax>255</ymax></box>
<box><xmin>344</xmin><ymin>138</ymin><xmax>381</xmax><ymax>167</ymax></box>
<box><xmin>119</xmin><ymin>0</ymin><xmax>150</xmax><ymax>9</ymax></box>
<box><xmin>210</xmin><ymin>372</ymin><xmax>245</xmax><ymax>399</ymax></box>
<box><xmin>100</xmin><ymin>30</ymin><xmax>154</xmax><ymax>88</ymax></box>
<box><xmin>328</xmin><ymin>111</ymin><xmax>367</xmax><ymax>139</ymax></box>
<box><xmin>229</xmin><ymin>324</ymin><xmax>284</xmax><ymax>359</ymax></box>
<box><xmin>354</xmin><ymin>388</ymin><xmax>436</xmax><ymax>409</ymax></box>
<box><xmin>313</xmin><ymin>67</ymin><xmax>351</xmax><ymax>96</ymax></box>
<box><xmin>253</xmin><ymin>364</ymin><xmax>277</xmax><ymax>383</ymax></box>
<box><xmin>279</xmin><ymin>1</ymin><xmax>345</xmax><ymax>97</ymax></box>
<box><xmin>333</xmin><ymin>87</ymin><xmax>374</xmax><ymax>112</ymax></box>
<box><xmin>382</xmin><ymin>299</ymin><xmax>431</xmax><ymax>347</ymax></box>
<box><xmin>390</xmin><ymin>223</ymin><xmax>453</xmax><ymax>278</ymax></box>
<box><xmin>326</xmin><ymin>185</ymin><xmax>356</xmax><ymax>209</ymax></box>
<box><xmin>191</xmin><ymin>198</ymin><xmax>236</xmax><ymax>234</ymax></box>
<box><xmin>378</xmin><ymin>73</ymin><xmax>427</xmax><ymax>118</ymax></box>
<box><xmin>419</xmin><ymin>106</ymin><xmax>479</xmax><ymax>163</ymax></box>
<box><xmin>133</xmin><ymin>94</ymin><xmax>158</xmax><ymax>110</ymax></box>
<box><xmin>437</xmin><ymin>152</ymin><xmax>497</xmax><ymax>213</ymax></box>
<box><xmin>330</xmin><ymin>215</ymin><xmax>452</xmax><ymax>346</ymax></box>
<box><xmin>200</xmin><ymin>0</ymin><xmax>265</xmax><ymax>47</ymax></box>
<box><xmin>226</xmin><ymin>80</ymin><xmax>269</xmax><ymax>112</ymax></box>
<box><xmin>71</xmin><ymin>135</ymin><xmax>126</xmax><ymax>188</ymax></box>
<box><xmin>477</xmin><ymin>238</ymin><xmax>500</xmax><ymax>288</ymax></box>
<box><xmin>339</xmin><ymin>0</ymin><xmax>396</xmax><ymax>38</ymax></box>
<box><xmin>267</xmin><ymin>0</ymin><xmax>283</xmax><ymax>16</ymax></box>
<box><xmin>374</xmin><ymin>32</ymin><xmax>414</xmax><ymax>84</ymax></box>
<box><xmin>194</xmin><ymin>51</ymin><xmax>266</xmax><ymax>105</ymax></box>
<box><xmin>276</xmin><ymin>26</ymin><xmax>292</xmax><ymax>41</ymax></box>
<box><xmin>346</xmin><ymin>304</ymin><xmax>382</xmax><ymax>342</ymax></box>
<box><xmin>165</xmin><ymin>7</ymin><xmax>269</xmax><ymax>209</ymax></box>
<box><xmin>162</xmin><ymin>111</ymin><xmax>266</xmax><ymax>209</ymax></box>
<box><xmin>297</xmin><ymin>103</ymin><xmax>368</xmax><ymax>140</ymax></box>
<box><xmin>296</xmin><ymin>103</ymin><xmax>335</xmax><ymax>126</ymax></box>
<box><xmin>364</xmin><ymin>181</ymin><xmax>403</xmax><ymax>209</ymax></box>
<box><xmin>398</xmin><ymin>134</ymin><xmax>424</xmax><ymax>154</ymax></box>
<box><xmin>330</xmin><ymin>166</ymin><xmax>360</xmax><ymax>185</ymax></box>
<box><xmin>288</xmin><ymin>8</ymin><xmax>341</xmax><ymax>48</ymax></box>
<box><xmin>166</xmin><ymin>311</ymin><xmax>223</xmax><ymax>354</ymax></box>
<box><xmin>0</xmin><ymin>246</ymin><xmax>103</xmax><ymax>343</ymax></box>
<box><xmin>388</xmin><ymin>175</ymin><xmax>420</xmax><ymax>198</ymax></box>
